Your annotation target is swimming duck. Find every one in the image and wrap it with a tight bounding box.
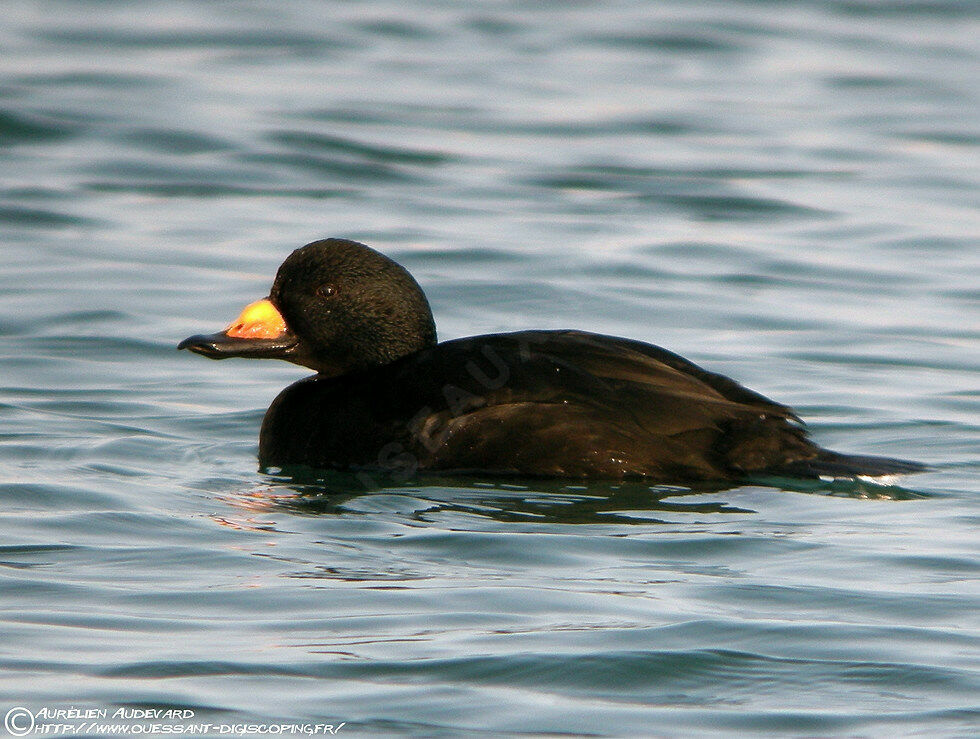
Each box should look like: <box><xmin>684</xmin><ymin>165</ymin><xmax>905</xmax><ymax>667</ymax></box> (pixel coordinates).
<box><xmin>179</xmin><ymin>238</ymin><xmax>923</xmax><ymax>481</ymax></box>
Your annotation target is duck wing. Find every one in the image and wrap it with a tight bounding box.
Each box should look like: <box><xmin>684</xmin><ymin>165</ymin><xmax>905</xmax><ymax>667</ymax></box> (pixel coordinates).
<box><xmin>394</xmin><ymin>330</ymin><xmax>812</xmax><ymax>478</ymax></box>
<box><xmin>259</xmin><ymin>330</ymin><xmax>816</xmax><ymax>479</ymax></box>
<box><xmin>259</xmin><ymin>330</ymin><xmax>922</xmax><ymax>481</ymax></box>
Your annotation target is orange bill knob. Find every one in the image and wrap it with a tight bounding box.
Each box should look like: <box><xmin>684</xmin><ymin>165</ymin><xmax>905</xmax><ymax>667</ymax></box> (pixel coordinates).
<box><xmin>225</xmin><ymin>299</ymin><xmax>287</xmax><ymax>339</ymax></box>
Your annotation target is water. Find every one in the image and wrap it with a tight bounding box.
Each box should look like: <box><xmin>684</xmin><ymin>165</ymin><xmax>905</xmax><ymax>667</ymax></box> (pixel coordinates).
<box><xmin>1</xmin><ymin>0</ymin><xmax>978</xmax><ymax>735</ymax></box>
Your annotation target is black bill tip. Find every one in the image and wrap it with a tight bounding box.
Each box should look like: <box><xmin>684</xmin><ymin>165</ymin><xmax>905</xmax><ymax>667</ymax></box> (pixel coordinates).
<box><xmin>178</xmin><ymin>331</ymin><xmax>298</xmax><ymax>360</ymax></box>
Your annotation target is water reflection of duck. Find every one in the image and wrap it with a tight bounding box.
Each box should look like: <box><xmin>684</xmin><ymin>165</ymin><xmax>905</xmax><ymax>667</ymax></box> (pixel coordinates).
<box><xmin>179</xmin><ymin>238</ymin><xmax>923</xmax><ymax>483</ymax></box>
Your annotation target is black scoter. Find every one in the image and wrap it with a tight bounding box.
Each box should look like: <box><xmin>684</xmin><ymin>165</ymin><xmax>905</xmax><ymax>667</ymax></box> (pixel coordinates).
<box><xmin>179</xmin><ymin>238</ymin><xmax>923</xmax><ymax>481</ymax></box>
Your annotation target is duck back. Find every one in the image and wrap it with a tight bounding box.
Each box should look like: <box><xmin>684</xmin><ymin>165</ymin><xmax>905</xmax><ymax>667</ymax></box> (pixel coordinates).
<box><xmin>259</xmin><ymin>330</ymin><xmax>824</xmax><ymax>480</ymax></box>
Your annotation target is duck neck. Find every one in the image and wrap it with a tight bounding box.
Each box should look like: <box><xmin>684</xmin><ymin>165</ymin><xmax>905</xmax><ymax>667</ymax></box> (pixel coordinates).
<box><xmin>310</xmin><ymin>314</ymin><xmax>437</xmax><ymax>378</ymax></box>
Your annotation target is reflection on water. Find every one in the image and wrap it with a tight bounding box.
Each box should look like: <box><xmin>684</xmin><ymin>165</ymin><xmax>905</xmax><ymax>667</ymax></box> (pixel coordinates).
<box><xmin>217</xmin><ymin>470</ymin><xmax>928</xmax><ymax>527</ymax></box>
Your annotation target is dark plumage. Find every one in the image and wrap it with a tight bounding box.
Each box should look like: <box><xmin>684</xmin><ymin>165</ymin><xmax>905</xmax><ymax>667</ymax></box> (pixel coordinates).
<box><xmin>179</xmin><ymin>238</ymin><xmax>924</xmax><ymax>482</ymax></box>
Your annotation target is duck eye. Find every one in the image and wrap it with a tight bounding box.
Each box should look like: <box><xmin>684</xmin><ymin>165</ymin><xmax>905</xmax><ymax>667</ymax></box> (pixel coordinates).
<box><xmin>316</xmin><ymin>284</ymin><xmax>337</xmax><ymax>299</ymax></box>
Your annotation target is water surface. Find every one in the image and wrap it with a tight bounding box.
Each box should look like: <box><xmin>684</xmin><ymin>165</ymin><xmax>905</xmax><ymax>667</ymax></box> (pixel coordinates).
<box><xmin>1</xmin><ymin>1</ymin><xmax>978</xmax><ymax>736</ymax></box>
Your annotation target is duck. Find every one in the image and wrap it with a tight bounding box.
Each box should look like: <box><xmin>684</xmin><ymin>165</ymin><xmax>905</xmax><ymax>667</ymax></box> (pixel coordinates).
<box><xmin>178</xmin><ymin>238</ymin><xmax>923</xmax><ymax>482</ymax></box>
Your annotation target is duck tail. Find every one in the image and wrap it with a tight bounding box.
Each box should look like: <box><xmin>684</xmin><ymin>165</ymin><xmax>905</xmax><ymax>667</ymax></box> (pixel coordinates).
<box><xmin>775</xmin><ymin>449</ymin><xmax>927</xmax><ymax>479</ymax></box>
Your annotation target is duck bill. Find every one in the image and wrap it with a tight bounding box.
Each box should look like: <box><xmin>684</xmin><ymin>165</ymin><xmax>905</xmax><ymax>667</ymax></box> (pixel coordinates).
<box><xmin>178</xmin><ymin>298</ymin><xmax>300</xmax><ymax>361</ymax></box>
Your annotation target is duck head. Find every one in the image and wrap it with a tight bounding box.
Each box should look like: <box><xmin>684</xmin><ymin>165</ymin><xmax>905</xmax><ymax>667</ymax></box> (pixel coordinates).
<box><xmin>178</xmin><ymin>238</ymin><xmax>437</xmax><ymax>377</ymax></box>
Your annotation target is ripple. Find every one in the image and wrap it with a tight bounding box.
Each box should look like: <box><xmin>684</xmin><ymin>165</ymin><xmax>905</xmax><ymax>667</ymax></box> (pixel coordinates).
<box><xmin>38</xmin><ymin>28</ymin><xmax>344</xmax><ymax>54</ymax></box>
<box><xmin>895</xmin><ymin>130</ymin><xmax>980</xmax><ymax>146</ymax></box>
<box><xmin>585</xmin><ymin>32</ymin><xmax>744</xmax><ymax>53</ymax></box>
<box><xmin>243</xmin><ymin>151</ymin><xmax>419</xmax><ymax>184</ymax></box>
<box><xmin>0</xmin><ymin>109</ymin><xmax>81</xmax><ymax>144</ymax></box>
<box><xmin>13</xmin><ymin>71</ymin><xmax>163</xmax><ymax>90</ymax></box>
<box><xmin>831</xmin><ymin>1</ymin><xmax>977</xmax><ymax>18</ymax></box>
<box><xmin>655</xmin><ymin>193</ymin><xmax>830</xmax><ymax>221</ymax></box>
<box><xmin>0</xmin><ymin>484</ymin><xmax>124</xmax><ymax>511</ymax></box>
<box><xmin>354</xmin><ymin>19</ymin><xmax>439</xmax><ymax>40</ymax></box>
<box><xmin>121</xmin><ymin>128</ymin><xmax>235</xmax><ymax>154</ymax></box>
<box><xmin>275</xmin><ymin>130</ymin><xmax>448</xmax><ymax>164</ymax></box>
<box><xmin>0</xmin><ymin>205</ymin><xmax>96</xmax><ymax>227</ymax></box>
